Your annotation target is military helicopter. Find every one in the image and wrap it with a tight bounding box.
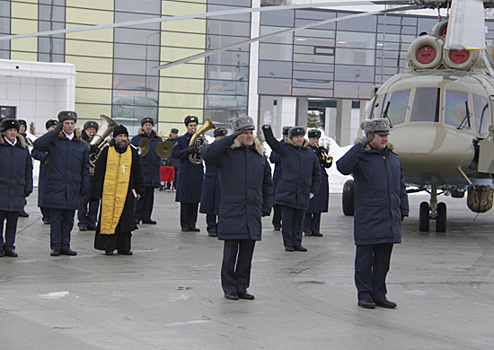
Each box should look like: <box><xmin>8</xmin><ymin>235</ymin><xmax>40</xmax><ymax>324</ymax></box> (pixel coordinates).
<box><xmin>341</xmin><ymin>0</ymin><xmax>494</xmax><ymax>232</ymax></box>
<box><xmin>3</xmin><ymin>0</ymin><xmax>494</xmax><ymax>232</ymax></box>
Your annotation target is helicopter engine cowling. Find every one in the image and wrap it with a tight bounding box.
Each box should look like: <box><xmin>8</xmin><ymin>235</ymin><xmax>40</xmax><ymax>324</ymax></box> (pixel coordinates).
<box><xmin>442</xmin><ymin>49</ymin><xmax>479</xmax><ymax>70</ymax></box>
<box><xmin>407</xmin><ymin>35</ymin><xmax>444</xmax><ymax>70</ymax></box>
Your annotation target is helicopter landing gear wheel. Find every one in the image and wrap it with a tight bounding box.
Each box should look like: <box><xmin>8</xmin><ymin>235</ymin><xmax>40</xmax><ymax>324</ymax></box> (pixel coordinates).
<box><xmin>419</xmin><ymin>201</ymin><xmax>430</xmax><ymax>232</ymax></box>
<box><xmin>342</xmin><ymin>180</ymin><xmax>355</xmax><ymax>216</ymax></box>
<box><xmin>436</xmin><ymin>202</ymin><xmax>447</xmax><ymax>233</ymax></box>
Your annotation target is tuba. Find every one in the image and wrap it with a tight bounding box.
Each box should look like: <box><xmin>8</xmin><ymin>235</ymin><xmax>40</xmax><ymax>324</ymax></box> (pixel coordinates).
<box><xmin>89</xmin><ymin>115</ymin><xmax>119</xmax><ymax>175</ymax></box>
<box><xmin>188</xmin><ymin>118</ymin><xmax>215</xmax><ymax>165</ymax></box>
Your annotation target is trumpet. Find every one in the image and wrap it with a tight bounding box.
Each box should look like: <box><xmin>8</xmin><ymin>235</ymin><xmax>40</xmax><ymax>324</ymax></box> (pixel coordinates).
<box><xmin>315</xmin><ymin>143</ymin><xmax>333</xmax><ymax>168</ymax></box>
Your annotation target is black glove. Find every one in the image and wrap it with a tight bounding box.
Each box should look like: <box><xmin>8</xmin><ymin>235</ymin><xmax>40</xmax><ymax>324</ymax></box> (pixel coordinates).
<box><xmin>89</xmin><ymin>144</ymin><xmax>99</xmax><ymax>154</ymax></box>
<box><xmin>80</xmin><ymin>191</ymin><xmax>87</xmax><ymax>198</ymax></box>
<box><xmin>231</xmin><ymin>128</ymin><xmax>246</xmax><ymax>141</ymax></box>
<box><xmin>24</xmin><ymin>191</ymin><xmax>31</xmax><ymax>198</ymax></box>
<box><xmin>185</xmin><ymin>146</ymin><xmax>199</xmax><ymax>155</ymax></box>
<box><xmin>360</xmin><ymin>134</ymin><xmax>375</xmax><ymax>147</ymax></box>
<box><xmin>316</xmin><ymin>147</ymin><xmax>325</xmax><ymax>157</ymax></box>
<box><xmin>261</xmin><ymin>211</ymin><xmax>270</xmax><ymax>217</ymax></box>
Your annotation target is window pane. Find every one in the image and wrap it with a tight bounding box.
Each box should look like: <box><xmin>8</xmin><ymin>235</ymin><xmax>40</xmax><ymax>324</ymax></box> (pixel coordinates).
<box><xmin>261</xmin><ymin>9</ymin><xmax>294</xmax><ymax>26</ymax></box>
<box><xmin>371</xmin><ymin>93</ymin><xmax>386</xmax><ymax>119</ymax></box>
<box><xmin>444</xmin><ymin>90</ymin><xmax>470</xmax><ymax>128</ymax></box>
<box><xmin>259</xmin><ymin>60</ymin><xmax>292</xmax><ymax>78</ymax></box>
<box><xmin>207</xmin><ymin>5</ymin><xmax>250</xmax><ymax>22</ymax></box>
<box><xmin>258</xmin><ymin>77</ymin><xmax>292</xmax><ymax>95</ymax></box>
<box><xmin>259</xmin><ymin>43</ymin><xmax>292</xmax><ymax>61</ymax></box>
<box><xmin>387</xmin><ymin>89</ymin><xmax>411</xmax><ymax>125</ymax></box>
<box><xmin>114</xmin><ymin>12</ymin><xmax>160</xmax><ymax>30</ymax></box>
<box><xmin>115</xmin><ymin>0</ymin><xmax>161</xmax><ymax>14</ymax></box>
<box><xmin>410</xmin><ymin>87</ymin><xmax>440</xmax><ymax>122</ymax></box>
<box><xmin>204</xmin><ymin>79</ymin><xmax>248</xmax><ymax>95</ymax></box>
<box><xmin>114</xmin><ymin>28</ymin><xmax>160</xmax><ymax>45</ymax></box>
<box><xmin>336</xmin><ymin>31</ymin><xmax>375</xmax><ymax>49</ymax></box>
<box><xmin>335</xmin><ymin>48</ymin><xmax>374</xmax><ymax>65</ymax></box>
<box><xmin>336</xmin><ymin>12</ymin><xmax>376</xmax><ymax>31</ymax></box>
<box><xmin>206</xmin><ymin>64</ymin><xmax>249</xmax><ymax>81</ymax></box>
<box><xmin>260</xmin><ymin>26</ymin><xmax>293</xmax><ymax>45</ymax></box>
<box><xmin>207</xmin><ymin>50</ymin><xmax>250</xmax><ymax>66</ymax></box>
<box><xmin>207</xmin><ymin>20</ymin><xmax>250</xmax><ymax>36</ymax></box>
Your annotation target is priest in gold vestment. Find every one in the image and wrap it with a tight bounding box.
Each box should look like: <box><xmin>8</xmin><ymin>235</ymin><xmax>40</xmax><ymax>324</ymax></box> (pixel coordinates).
<box><xmin>90</xmin><ymin>125</ymin><xmax>146</xmax><ymax>255</ymax></box>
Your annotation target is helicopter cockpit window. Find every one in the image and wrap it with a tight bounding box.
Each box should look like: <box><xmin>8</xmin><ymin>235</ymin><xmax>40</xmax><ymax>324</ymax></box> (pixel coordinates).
<box><xmin>472</xmin><ymin>94</ymin><xmax>490</xmax><ymax>136</ymax></box>
<box><xmin>410</xmin><ymin>87</ymin><xmax>440</xmax><ymax>122</ymax></box>
<box><xmin>386</xmin><ymin>89</ymin><xmax>411</xmax><ymax>125</ymax></box>
<box><xmin>371</xmin><ymin>94</ymin><xmax>386</xmax><ymax>119</ymax></box>
<box><xmin>444</xmin><ymin>90</ymin><xmax>470</xmax><ymax>129</ymax></box>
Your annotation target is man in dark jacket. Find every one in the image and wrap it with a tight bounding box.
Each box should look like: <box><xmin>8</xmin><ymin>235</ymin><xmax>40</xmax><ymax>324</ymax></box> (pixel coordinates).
<box><xmin>33</xmin><ymin>111</ymin><xmax>90</xmax><ymax>257</ymax></box>
<box><xmin>304</xmin><ymin>129</ymin><xmax>332</xmax><ymax>237</ymax></box>
<box><xmin>17</xmin><ymin>119</ymin><xmax>30</xmax><ymax>218</ymax></box>
<box><xmin>0</xmin><ymin>119</ymin><xmax>33</xmax><ymax>257</ymax></box>
<box><xmin>263</xmin><ymin>113</ymin><xmax>321</xmax><ymax>253</ymax></box>
<box><xmin>164</xmin><ymin>128</ymin><xmax>180</xmax><ymax>190</ymax></box>
<box><xmin>202</xmin><ymin>116</ymin><xmax>273</xmax><ymax>300</ymax></box>
<box><xmin>131</xmin><ymin>117</ymin><xmax>162</xmax><ymax>225</ymax></box>
<box><xmin>172</xmin><ymin>116</ymin><xmax>204</xmax><ymax>232</ymax></box>
<box><xmin>199</xmin><ymin>127</ymin><xmax>227</xmax><ymax>237</ymax></box>
<box><xmin>269</xmin><ymin>126</ymin><xmax>291</xmax><ymax>231</ymax></box>
<box><xmin>78</xmin><ymin>120</ymin><xmax>100</xmax><ymax>231</ymax></box>
<box><xmin>90</xmin><ymin>125</ymin><xmax>146</xmax><ymax>255</ymax></box>
<box><xmin>337</xmin><ymin>118</ymin><xmax>409</xmax><ymax>309</ymax></box>
<box><xmin>31</xmin><ymin>119</ymin><xmax>58</xmax><ymax>224</ymax></box>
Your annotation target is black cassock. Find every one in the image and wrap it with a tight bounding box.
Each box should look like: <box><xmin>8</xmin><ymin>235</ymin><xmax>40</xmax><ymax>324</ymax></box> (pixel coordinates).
<box><xmin>89</xmin><ymin>145</ymin><xmax>146</xmax><ymax>253</ymax></box>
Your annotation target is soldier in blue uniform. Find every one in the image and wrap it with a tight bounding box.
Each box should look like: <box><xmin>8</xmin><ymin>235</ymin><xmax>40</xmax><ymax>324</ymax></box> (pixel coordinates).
<box><xmin>269</xmin><ymin>126</ymin><xmax>291</xmax><ymax>231</ymax></box>
<box><xmin>131</xmin><ymin>117</ymin><xmax>162</xmax><ymax>225</ymax></box>
<box><xmin>78</xmin><ymin>120</ymin><xmax>99</xmax><ymax>231</ymax></box>
<box><xmin>171</xmin><ymin>116</ymin><xmax>204</xmax><ymax>232</ymax></box>
<box><xmin>202</xmin><ymin>116</ymin><xmax>273</xmax><ymax>300</ymax></box>
<box><xmin>337</xmin><ymin>119</ymin><xmax>409</xmax><ymax>309</ymax></box>
<box><xmin>164</xmin><ymin>128</ymin><xmax>180</xmax><ymax>190</ymax></box>
<box><xmin>0</xmin><ymin>119</ymin><xmax>33</xmax><ymax>257</ymax></box>
<box><xmin>31</xmin><ymin>119</ymin><xmax>58</xmax><ymax>224</ymax></box>
<box><xmin>263</xmin><ymin>112</ymin><xmax>321</xmax><ymax>252</ymax></box>
<box><xmin>33</xmin><ymin>111</ymin><xmax>90</xmax><ymax>256</ymax></box>
<box><xmin>303</xmin><ymin>129</ymin><xmax>332</xmax><ymax>237</ymax></box>
<box><xmin>199</xmin><ymin>127</ymin><xmax>227</xmax><ymax>237</ymax></box>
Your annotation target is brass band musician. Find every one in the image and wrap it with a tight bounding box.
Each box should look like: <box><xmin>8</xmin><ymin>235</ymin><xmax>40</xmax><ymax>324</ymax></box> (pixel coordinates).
<box><xmin>303</xmin><ymin>129</ymin><xmax>332</xmax><ymax>237</ymax></box>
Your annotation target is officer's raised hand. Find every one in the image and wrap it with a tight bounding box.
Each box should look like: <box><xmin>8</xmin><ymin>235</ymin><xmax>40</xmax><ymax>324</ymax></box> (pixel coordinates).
<box><xmin>360</xmin><ymin>133</ymin><xmax>375</xmax><ymax>147</ymax></box>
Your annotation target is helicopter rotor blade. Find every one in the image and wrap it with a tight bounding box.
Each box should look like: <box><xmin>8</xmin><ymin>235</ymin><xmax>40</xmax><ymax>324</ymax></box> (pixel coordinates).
<box><xmin>0</xmin><ymin>1</ymin><xmax>414</xmax><ymax>42</ymax></box>
<box><xmin>155</xmin><ymin>4</ymin><xmax>420</xmax><ymax>70</ymax></box>
<box><xmin>444</xmin><ymin>0</ymin><xmax>486</xmax><ymax>50</ymax></box>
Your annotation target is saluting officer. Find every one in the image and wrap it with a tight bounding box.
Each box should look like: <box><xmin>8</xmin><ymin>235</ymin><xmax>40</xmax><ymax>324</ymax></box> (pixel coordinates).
<box><xmin>303</xmin><ymin>129</ymin><xmax>332</xmax><ymax>237</ymax></box>
<box><xmin>31</xmin><ymin>119</ymin><xmax>58</xmax><ymax>224</ymax></box>
<box><xmin>78</xmin><ymin>120</ymin><xmax>100</xmax><ymax>231</ymax></box>
<box><xmin>269</xmin><ymin>126</ymin><xmax>291</xmax><ymax>231</ymax></box>
<box><xmin>337</xmin><ymin>119</ymin><xmax>409</xmax><ymax>309</ymax></box>
<box><xmin>171</xmin><ymin>116</ymin><xmax>204</xmax><ymax>232</ymax></box>
<box><xmin>131</xmin><ymin>117</ymin><xmax>162</xmax><ymax>225</ymax></box>
<box><xmin>263</xmin><ymin>112</ymin><xmax>321</xmax><ymax>252</ymax></box>
<box><xmin>199</xmin><ymin>127</ymin><xmax>227</xmax><ymax>237</ymax></box>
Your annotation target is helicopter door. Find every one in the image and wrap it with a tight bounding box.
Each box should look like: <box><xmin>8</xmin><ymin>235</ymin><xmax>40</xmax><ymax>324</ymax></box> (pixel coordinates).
<box><xmin>477</xmin><ymin>96</ymin><xmax>494</xmax><ymax>174</ymax></box>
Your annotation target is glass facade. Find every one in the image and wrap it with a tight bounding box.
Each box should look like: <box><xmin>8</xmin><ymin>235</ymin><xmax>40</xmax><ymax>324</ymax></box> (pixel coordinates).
<box><xmin>2</xmin><ymin>2</ymin><xmax>494</xmax><ymax>133</ymax></box>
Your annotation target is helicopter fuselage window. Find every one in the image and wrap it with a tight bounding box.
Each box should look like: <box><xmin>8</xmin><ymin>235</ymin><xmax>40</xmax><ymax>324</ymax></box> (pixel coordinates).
<box><xmin>372</xmin><ymin>93</ymin><xmax>386</xmax><ymax>119</ymax></box>
<box><xmin>387</xmin><ymin>89</ymin><xmax>411</xmax><ymax>125</ymax></box>
<box><xmin>444</xmin><ymin>89</ymin><xmax>470</xmax><ymax>129</ymax></box>
<box><xmin>472</xmin><ymin>93</ymin><xmax>490</xmax><ymax>136</ymax></box>
<box><xmin>410</xmin><ymin>87</ymin><xmax>440</xmax><ymax>122</ymax></box>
